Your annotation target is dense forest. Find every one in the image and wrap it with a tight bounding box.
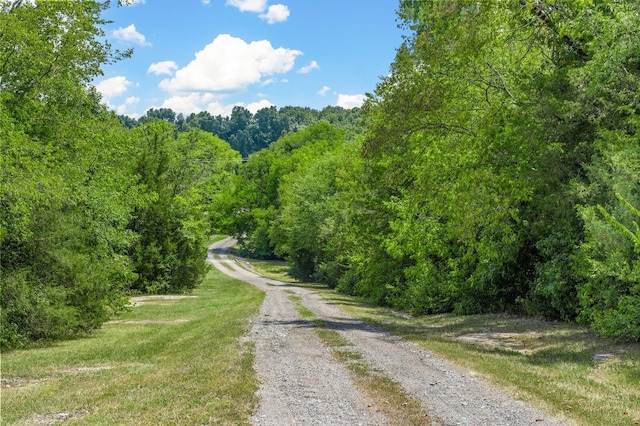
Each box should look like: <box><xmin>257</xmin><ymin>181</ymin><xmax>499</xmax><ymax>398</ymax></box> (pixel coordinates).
<box><xmin>2</xmin><ymin>0</ymin><xmax>639</xmax><ymax>350</ymax></box>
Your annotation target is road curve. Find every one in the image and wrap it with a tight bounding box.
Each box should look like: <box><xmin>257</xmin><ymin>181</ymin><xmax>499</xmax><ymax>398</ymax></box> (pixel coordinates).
<box><xmin>208</xmin><ymin>237</ymin><xmax>386</xmax><ymax>425</ymax></box>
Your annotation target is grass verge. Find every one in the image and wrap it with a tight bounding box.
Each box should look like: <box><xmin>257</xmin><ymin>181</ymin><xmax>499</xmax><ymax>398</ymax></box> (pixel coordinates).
<box><xmin>1</xmin><ymin>268</ymin><xmax>264</xmax><ymax>426</ymax></box>
<box><xmin>245</xmin><ymin>259</ymin><xmax>297</xmax><ymax>283</ymax></box>
<box><xmin>285</xmin><ymin>294</ymin><xmax>431</xmax><ymax>425</ymax></box>
<box><xmin>309</xmin><ymin>288</ymin><xmax>640</xmax><ymax>426</ymax></box>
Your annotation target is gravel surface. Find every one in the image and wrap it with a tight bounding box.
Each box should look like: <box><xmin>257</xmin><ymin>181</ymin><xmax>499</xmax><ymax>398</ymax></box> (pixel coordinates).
<box><xmin>208</xmin><ymin>238</ymin><xmax>567</xmax><ymax>426</ymax></box>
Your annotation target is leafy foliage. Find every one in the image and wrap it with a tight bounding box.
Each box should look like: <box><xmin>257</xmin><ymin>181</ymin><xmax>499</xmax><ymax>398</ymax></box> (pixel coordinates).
<box><xmin>122</xmin><ymin>105</ymin><xmax>362</xmax><ymax>158</ymax></box>
<box><xmin>127</xmin><ymin>122</ymin><xmax>240</xmax><ymax>294</ymax></box>
<box><xmin>0</xmin><ymin>1</ymin><xmax>136</xmax><ymax>349</ymax></box>
<box><xmin>224</xmin><ymin>0</ymin><xmax>640</xmax><ymax>341</ymax></box>
<box><xmin>211</xmin><ymin>122</ymin><xmax>347</xmax><ymax>265</ymax></box>
<box><xmin>0</xmin><ymin>2</ymin><xmax>239</xmax><ymax>350</ymax></box>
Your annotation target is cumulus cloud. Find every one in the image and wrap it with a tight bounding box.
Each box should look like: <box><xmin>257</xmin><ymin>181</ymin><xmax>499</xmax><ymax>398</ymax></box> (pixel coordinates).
<box><xmin>159</xmin><ymin>93</ymin><xmax>219</xmax><ymax>115</ymax></box>
<box><xmin>259</xmin><ymin>4</ymin><xmax>290</xmax><ymax>24</ymax></box>
<box><xmin>147</xmin><ymin>61</ymin><xmax>179</xmax><ymax>76</ymax></box>
<box><xmin>95</xmin><ymin>76</ymin><xmax>134</xmax><ymax>102</ymax></box>
<box><xmin>158</xmin><ymin>94</ymin><xmax>275</xmax><ymax>117</ymax></box>
<box><xmin>120</xmin><ymin>0</ymin><xmax>145</xmax><ymax>5</ymax></box>
<box><xmin>226</xmin><ymin>0</ymin><xmax>267</xmax><ymax>12</ymax></box>
<box><xmin>111</xmin><ymin>24</ymin><xmax>150</xmax><ymax>46</ymax></box>
<box><xmin>246</xmin><ymin>99</ymin><xmax>275</xmax><ymax>113</ymax></box>
<box><xmin>318</xmin><ymin>86</ymin><xmax>331</xmax><ymax>95</ymax></box>
<box><xmin>115</xmin><ymin>96</ymin><xmax>140</xmax><ymax>115</ymax></box>
<box><xmin>159</xmin><ymin>34</ymin><xmax>301</xmax><ymax>94</ymax></box>
<box><xmin>337</xmin><ymin>93</ymin><xmax>366</xmax><ymax>109</ymax></box>
<box><xmin>206</xmin><ymin>99</ymin><xmax>274</xmax><ymax>116</ymax></box>
<box><xmin>298</xmin><ymin>60</ymin><xmax>319</xmax><ymax>74</ymax></box>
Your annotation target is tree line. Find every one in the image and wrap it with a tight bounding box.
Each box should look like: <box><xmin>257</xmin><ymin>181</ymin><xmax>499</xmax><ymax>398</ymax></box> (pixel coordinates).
<box><xmin>214</xmin><ymin>0</ymin><xmax>640</xmax><ymax>341</ymax></box>
<box><xmin>0</xmin><ymin>2</ymin><xmax>241</xmax><ymax>349</ymax></box>
<box><xmin>120</xmin><ymin>104</ymin><xmax>362</xmax><ymax>158</ymax></box>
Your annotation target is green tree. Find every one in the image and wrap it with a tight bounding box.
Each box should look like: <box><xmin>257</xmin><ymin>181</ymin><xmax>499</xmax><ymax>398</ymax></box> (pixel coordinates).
<box><xmin>127</xmin><ymin>121</ymin><xmax>240</xmax><ymax>294</ymax></box>
<box><xmin>0</xmin><ymin>0</ymin><xmax>137</xmax><ymax>349</ymax></box>
<box><xmin>572</xmin><ymin>4</ymin><xmax>640</xmax><ymax>336</ymax></box>
<box><xmin>213</xmin><ymin>122</ymin><xmax>346</xmax><ymax>259</ymax></box>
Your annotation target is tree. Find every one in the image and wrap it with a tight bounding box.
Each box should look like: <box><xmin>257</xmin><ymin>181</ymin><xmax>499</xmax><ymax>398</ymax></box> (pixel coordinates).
<box><xmin>213</xmin><ymin>122</ymin><xmax>346</xmax><ymax>259</ymax></box>
<box><xmin>140</xmin><ymin>107</ymin><xmax>177</xmax><ymax>123</ymax></box>
<box><xmin>127</xmin><ymin>121</ymin><xmax>241</xmax><ymax>294</ymax></box>
<box><xmin>0</xmin><ymin>0</ymin><xmax>137</xmax><ymax>349</ymax></box>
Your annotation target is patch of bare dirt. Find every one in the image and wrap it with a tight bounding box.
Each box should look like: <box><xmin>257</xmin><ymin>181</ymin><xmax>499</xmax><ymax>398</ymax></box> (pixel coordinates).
<box><xmin>455</xmin><ymin>331</ymin><xmax>541</xmax><ymax>355</ymax></box>
<box><xmin>17</xmin><ymin>409</ymin><xmax>89</xmax><ymax>425</ymax></box>
<box><xmin>60</xmin><ymin>366</ymin><xmax>115</xmax><ymax>374</ymax></box>
<box><xmin>1</xmin><ymin>378</ymin><xmax>52</xmax><ymax>389</ymax></box>
<box><xmin>106</xmin><ymin>319</ymin><xmax>191</xmax><ymax>325</ymax></box>
<box><xmin>128</xmin><ymin>295</ymin><xmax>197</xmax><ymax>307</ymax></box>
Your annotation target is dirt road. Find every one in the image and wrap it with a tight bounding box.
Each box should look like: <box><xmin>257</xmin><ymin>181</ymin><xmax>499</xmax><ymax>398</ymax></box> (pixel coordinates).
<box><xmin>208</xmin><ymin>238</ymin><xmax>567</xmax><ymax>426</ymax></box>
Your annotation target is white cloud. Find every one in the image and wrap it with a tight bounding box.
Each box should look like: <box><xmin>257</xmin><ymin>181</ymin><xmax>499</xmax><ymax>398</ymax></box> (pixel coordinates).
<box><xmin>318</xmin><ymin>86</ymin><xmax>331</xmax><ymax>95</ymax></box>
<box><xmin>159</xmin><ymin>93</ymin><xmax>218</xmax><ymax>115</ymax></box>
<box><xmin>337</xmin><ymin>93</ymin><xmax>366</xmax><ymax>109</ymax></box>
<box><xmin>246</xmin><ymin>99</ymin><xmax>275</xmax><ymax>113</ymax></box>
<box><xmin>157</xmin><ymin>91</ymin><xmax>276</xmax><ymax>117</ymax></box>
<box><xmin>203</xmin><ymin>101</ymin><xmax>234</xmax><ymax>117</ymax></box>
<box><xmin>120</xmin><ymin>0</ymin><xmax>145</xmax><ymax>5</ymax></box>
<box><xmin>147</xmin><ymin>61</ymin><xmax>179</xmax><ymax>76</ymax></box>
<box><xmin>226</xmin><ymin>0</ymin><xmax>266</xmax><ymax>12</ymax></box>
<box><xmin>111</xmin><ymin>24</ymin><xmax>150</xmax><ymax>46</ymax></box>
<box><xmin>95</xmin><ymin>76</ymin><xmax>134</xmax><ymax>102</ymax></box>
<box><xmin>159</xmin><ymin>34</ymin><xmax>301</xmax><ymax>94</ymax></box>
<box><xmin>298</xmin><ymin>60</ymin><xmax>319</xmax><ymax>74</ymax></box>
<box><xmin>202</xmin><ymin>0</ymin><xmax>210</xmax><ymax>4</ymax></box>
<box><xmin>259</xmin><ymin>4</ymin><xmax>290</xmax><ymax>24</ymax></box>
<box><xmin>115</xmin><ymin>96</ymin><xmax>140</xmax><ymax>115</ymax></box>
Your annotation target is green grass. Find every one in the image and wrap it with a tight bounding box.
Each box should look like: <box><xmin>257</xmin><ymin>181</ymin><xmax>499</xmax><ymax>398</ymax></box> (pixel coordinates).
<box><xmin>243</xmin><ymin>259</ymin><xmax>297</xmax><ymax>283</ymax></box>
<box><xmin>1</xmin><ymin>268</ymin><xmax>264</xmax><ymax>425</ymax></box>
<box><xmin>310</xmin><ymin>288</ymin><xmax>640</xmax><ymax>426</ymax></box>
<box><xmin>205</xmin><ymin>234</ymin><xmax>228</xmax><ymax>245</ymax></box>
<box><xmin>286</xmin><ymin>293</ymin><xmax>315</xmax><ymax>319</ymax></box>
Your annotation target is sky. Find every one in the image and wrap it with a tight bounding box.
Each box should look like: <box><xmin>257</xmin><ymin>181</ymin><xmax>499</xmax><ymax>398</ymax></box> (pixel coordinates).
<box><xmin>94</xmin><ymin>0</ymin><xmax>405</xmax><ymax>118</ymax></box>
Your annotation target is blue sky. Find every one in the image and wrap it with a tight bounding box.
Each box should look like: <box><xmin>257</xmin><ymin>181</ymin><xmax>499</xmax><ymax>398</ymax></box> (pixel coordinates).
<box><xmin>94</xmin><ymin>0</ymin><xmax>405</xmax><ymax>118</ymax></box>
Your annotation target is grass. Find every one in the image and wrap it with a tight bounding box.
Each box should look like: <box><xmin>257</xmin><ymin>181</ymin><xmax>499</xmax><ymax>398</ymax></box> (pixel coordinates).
<box><xmin>229</xmin><ymin>255</ymin><xmax>640</xmax><ymax>425</ymax></box>
<box><xmin>285</xmin><ymin>295</ymin><xmax>431</xmax><ymax>425</ymax></box>
<box><xmin>244</xmin><ymin>259</ymin><xmax>297</xmax><ymax>283</ymax></box>
<box><xmin>286</xmin><ymin>292</ymin><xmax>316</xmax><ymax>319</ymax></box>
<box><xmin>1</xmin><ymin>267</ymin><xmax>264</xmax><ymax>426</ymax></box>
<box><xmin>309</xmin><ymin>288</ymin><xmax>640</xmax><ymax>426</ymax></box>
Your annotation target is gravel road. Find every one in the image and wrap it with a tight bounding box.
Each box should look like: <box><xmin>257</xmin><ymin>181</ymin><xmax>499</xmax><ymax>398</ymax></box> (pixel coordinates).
<box><xmin>208</xmin><ymin>238</ymin><xmax>567</xmax><ymax>426</ymax></box>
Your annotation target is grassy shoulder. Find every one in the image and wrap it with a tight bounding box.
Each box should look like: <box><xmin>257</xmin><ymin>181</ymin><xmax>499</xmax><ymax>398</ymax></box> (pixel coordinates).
<box><xmin>310</xmin><ymin>287</ymin><xmax>640</xmax><ymax>426</ymax></box>
<box><xmin>244</xmin><ymin>257</ymin><xmax>640</xmax><ymax>426</ymax></box>
<box><xmin>1</xmin><ymin>267</ymin><xmax>264</xmax><ymax>425</ymax></box>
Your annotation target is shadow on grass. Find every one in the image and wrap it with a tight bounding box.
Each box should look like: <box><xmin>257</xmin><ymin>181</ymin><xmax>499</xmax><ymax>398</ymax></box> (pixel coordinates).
<box><xmin>213</xmin><ymin>246</ymin><xmax>640</xmax><ymax>369</ymax></box>
<box><xmin>363</xmin><ymin>313</ymin><xmax>640</xmax><ymax>366</ymax></box>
